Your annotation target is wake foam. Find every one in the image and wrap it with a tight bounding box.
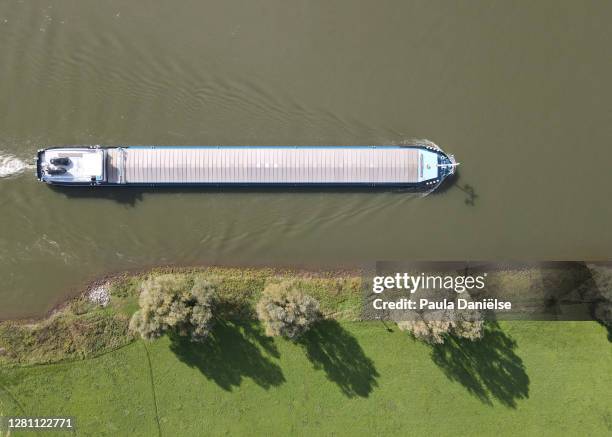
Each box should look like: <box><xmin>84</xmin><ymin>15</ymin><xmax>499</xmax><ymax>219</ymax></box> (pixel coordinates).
<box><xmin>0</xmin><ymin>152</ymin><xmax>32</xmax><ymax>178</ymax></box>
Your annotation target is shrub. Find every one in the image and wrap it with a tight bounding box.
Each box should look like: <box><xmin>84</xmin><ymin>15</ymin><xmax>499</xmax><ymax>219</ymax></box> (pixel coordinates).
<box><xmin>129</xmin><ymin>275</ymin><xmax>216</xmax><ymax>342</ymax></box>
<box><xmin>396</xmin><ymin>308</ymin><xmax>483</xmax><ymax>344</ymax></box>
<box><xmin>397</xmin><ymin>319</ymin><xmax>451</xmax><ymax>344</ymax></box>
<box><xmin>397</xmin><ymin>317</ymin><xmax>483</xmax><ymax>344</ymax></box>
<box><xmin>256</xmin><ymin>281</ymin><xmax>321</xmax><ymax>339</ymax></box>
<box><xmin>397</xmin><ymin>320</ymin><xmax>482</xmax><ymax>344</ymax></box>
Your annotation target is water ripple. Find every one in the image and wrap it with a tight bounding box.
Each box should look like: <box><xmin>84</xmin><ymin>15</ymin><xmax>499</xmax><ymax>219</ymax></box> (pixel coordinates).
<box><xmin>0</xmin><ymin>152</ymin><xmax>32</xmax><ymax>178</ymax></box>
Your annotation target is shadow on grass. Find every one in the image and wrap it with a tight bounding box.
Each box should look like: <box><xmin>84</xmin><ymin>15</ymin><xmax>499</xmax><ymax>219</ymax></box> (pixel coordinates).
<box><xmin>430</xmin><ymin>323</ymin><xmax>529</xmax><ymax>408</ymax></box>
<box><xmin>169</xmin><ymin>320</ymin><xmax>284</xmax><ymax>391</ymax></box>
<box><xmin>298</xmin><ymin>320</ymin><xmax>379</xmax><ymax>398</ymax></box>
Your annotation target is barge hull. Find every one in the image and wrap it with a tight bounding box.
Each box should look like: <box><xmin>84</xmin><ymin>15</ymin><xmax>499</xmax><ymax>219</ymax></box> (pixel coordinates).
<box><xmin>37</xmin><ymin>145</ymin><xmax>455</xmax><ymax>189</ymax></box>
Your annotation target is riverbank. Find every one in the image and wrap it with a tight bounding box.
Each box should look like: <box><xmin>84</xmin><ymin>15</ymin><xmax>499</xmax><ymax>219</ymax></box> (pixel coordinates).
<box><xmin>0</xmin><ymin>266</ymin><xmax>363</xmax><ymax>365</ymax></box>
<box><xmin>0</xmin><ymin>267</ymin><xmax>611</xmax><ymax>435</ymax></box>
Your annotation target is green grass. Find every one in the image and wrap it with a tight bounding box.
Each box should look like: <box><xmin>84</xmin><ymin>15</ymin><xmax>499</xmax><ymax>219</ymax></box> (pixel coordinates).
<box><xmin>1</xmin><ymin>269</ymin><xmax>610</xmax><ymax>435</ymax></box>
<box><xmin>0</xmin><ymin>342</ymin><xmax>158</xmax><ymax>436</ymax></box>
<box><xmin>0</xmin><ymin>309</ymin><xmax>132</xmax><ymax>365</ymax></box>
<box><xmin>1</xmin><ymin>321</ymin><xmax>610</xmax><ymax>436</ymax></box>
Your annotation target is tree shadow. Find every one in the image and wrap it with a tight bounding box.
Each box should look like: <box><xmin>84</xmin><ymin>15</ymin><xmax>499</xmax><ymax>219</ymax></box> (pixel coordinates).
<box><xmin>298</xmin><ymin>320</ymin><xmax>379</xmax><ymax>398</ymax></box>
<box><xmin>169</xmin><ymin>320</ymin><xmax>285</xmax><ymax>391</ymax></box>
<box><xmin>236</xmin><ymin>319</ymin><xmax>280</xmax><ymax>358</ymax></box>
<box><xmin>430</xmin><ymin>322</ymin><xmax>529</xmax><ymax>408</ymax></box>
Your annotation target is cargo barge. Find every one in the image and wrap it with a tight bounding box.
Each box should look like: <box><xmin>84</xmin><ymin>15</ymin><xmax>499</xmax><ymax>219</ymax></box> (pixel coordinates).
<box><xmin>36</xmin><ymin>144</ymin><xmax>457</xmax><ymax>190</ymax></box>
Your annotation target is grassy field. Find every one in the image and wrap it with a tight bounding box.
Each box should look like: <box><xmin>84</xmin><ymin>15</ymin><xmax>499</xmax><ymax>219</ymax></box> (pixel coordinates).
<box><xmin>1</xmin><ymin>321</ymin><xmax>610</xmax><ymax>436</ymax></box>
<box><xmin>0</xmin><ymin>268</ymin><xmax>611</xmax><ymax>436</ymax></box>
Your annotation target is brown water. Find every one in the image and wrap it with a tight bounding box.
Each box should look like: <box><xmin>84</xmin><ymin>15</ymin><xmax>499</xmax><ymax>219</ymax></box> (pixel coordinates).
<box><xmin>1</xmin><ymin>0</ymin><xmax>611</xmax><ymax>318</ymax></box>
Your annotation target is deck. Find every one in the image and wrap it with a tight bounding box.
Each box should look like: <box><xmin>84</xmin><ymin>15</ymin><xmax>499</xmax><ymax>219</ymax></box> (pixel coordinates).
<box><xmin>106</xmin><ymin>147</ymin><xmax>421</xmax><ymax>185</ymax></box>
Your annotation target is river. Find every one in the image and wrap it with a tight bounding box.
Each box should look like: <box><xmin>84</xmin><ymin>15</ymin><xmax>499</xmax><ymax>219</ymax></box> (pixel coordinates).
<box><xmin>1</xmin><ymin>0</ymin><xmax>611</xmax><ymax>318</ymax></box>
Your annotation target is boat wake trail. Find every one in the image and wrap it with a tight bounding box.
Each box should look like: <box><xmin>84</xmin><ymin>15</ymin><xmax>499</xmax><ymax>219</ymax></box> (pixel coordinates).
<box><xmin>0</xmin><ymin>152</ymin><xmax>32</xmax><ymax>179</ymax></box>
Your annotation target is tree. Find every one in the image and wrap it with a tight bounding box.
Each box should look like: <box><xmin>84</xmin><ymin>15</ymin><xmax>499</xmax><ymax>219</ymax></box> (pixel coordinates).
<box><xmin>129</xmin><ymin>275</ymin><xmax>216</xmax><ymax>342</ymax></box>
<box><xmin>256</xmin><ymin>281</ymin><xmax>320</xmax><ymax>340</ymax></box>
<box><xmin>393</xmin><ymin>290</ymin><xmax>483</xmax><ymax>344</ymax></box>
<box><xmin>397</xmin><ymin>315</ymin><xmax>483</xmax><ymax>344</ymax></box>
